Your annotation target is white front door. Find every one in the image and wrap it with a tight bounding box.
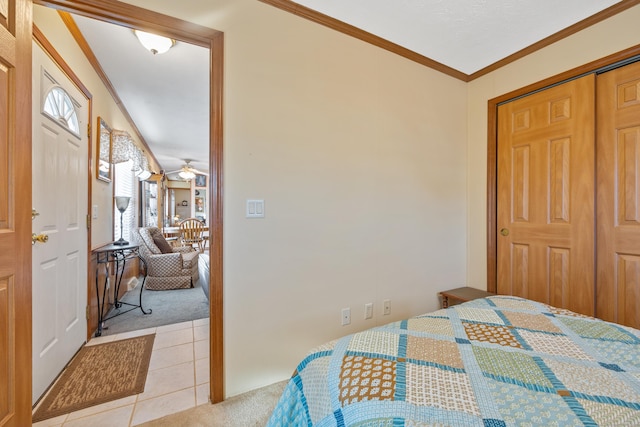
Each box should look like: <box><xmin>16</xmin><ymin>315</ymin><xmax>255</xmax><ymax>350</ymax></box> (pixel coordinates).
<box><xmin>31</xmin><ymin>41</ymin><xmax>89</xmax><ymax>403</ymax></box>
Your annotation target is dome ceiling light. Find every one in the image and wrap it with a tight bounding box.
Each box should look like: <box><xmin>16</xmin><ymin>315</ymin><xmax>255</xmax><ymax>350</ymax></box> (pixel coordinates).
<box><xmin>133</xmin><ymin>29</ymin><xmax>176</xmax><ymax>55</ymax></box>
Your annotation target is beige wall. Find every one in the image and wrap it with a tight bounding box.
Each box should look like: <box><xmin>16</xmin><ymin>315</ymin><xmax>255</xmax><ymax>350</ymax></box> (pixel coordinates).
<box><xmin>37</xmin><ymin>0</ymin><xmax>640</xmax><ymax>400</ymax></box>
<box><xmin>466</xmin><ymin>5</ymin><xmax>640</xmax><ymax>288</ymax></box>
<box><xmin>34</xmin><ymin>6</ymin><xmax>161</xmax><ymax>249</ymax></box>
<box><xmin>120</xmin><ymin>0</ymin><xmax>468</xmax><ymax>396</ymax></box>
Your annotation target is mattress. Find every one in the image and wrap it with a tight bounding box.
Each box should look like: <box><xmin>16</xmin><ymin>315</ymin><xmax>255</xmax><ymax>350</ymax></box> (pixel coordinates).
<box><xmin>267</xmin><ymin>296</ymin><xmax>640</xmax><ymax>426</ymax></box>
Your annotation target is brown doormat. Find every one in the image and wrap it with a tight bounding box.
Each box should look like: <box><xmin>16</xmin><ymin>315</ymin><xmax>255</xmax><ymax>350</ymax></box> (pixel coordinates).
<box><xmin>32</xmin><ymin>334</ymin><xmax>155</xmax><ymax>422</ymax></box>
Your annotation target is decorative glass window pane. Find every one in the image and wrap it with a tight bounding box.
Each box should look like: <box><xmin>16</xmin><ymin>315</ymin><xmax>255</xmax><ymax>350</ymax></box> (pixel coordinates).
<box><xmin>43</xmin><ymin>86</ymin><xmax>80</xmax><ymax>136</ymax></box>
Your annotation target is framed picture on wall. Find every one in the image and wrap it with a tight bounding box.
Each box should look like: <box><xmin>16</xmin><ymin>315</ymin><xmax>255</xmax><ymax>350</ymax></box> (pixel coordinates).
<box><xmin>195</xmin><ymin>174</ymin><xmax>207</xmax><ymax>187</ymax></box>
<box><xmin>195</xmin><ymin>196</ymin><xmax>204</xmax><ymax>212</ymax></box>
<box><xmin>97</xmin><ymin>117</ymin><xmax>112</xmax><ymax>182</ymax></box>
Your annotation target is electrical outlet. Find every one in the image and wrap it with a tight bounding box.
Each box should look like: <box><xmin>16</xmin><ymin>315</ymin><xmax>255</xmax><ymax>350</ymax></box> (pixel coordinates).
<box><xmin>341</xmin><ymin>308</ymin><xmax>351</xmax><ymax>325</ymax></box>
<box><xmin>383</xmin><ymin>299</ymin><xmax>391</xmax><ymax>315</ymax></box>
<box><xmin>364</xmin><ymin>303</ymin><xmax>373</xmax><ymax>319</ymax></box>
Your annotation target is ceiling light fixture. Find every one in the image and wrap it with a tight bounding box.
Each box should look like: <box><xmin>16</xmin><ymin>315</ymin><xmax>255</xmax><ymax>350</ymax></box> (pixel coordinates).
<box><xmin>133</xmin><ymin>29</ymin><xmax>175</xmax><ymax>55</ymax></box>
<box><xmin>178</xmin><ymin>170</ymin><xmax>196</xmax><ymax>180</ymax></box>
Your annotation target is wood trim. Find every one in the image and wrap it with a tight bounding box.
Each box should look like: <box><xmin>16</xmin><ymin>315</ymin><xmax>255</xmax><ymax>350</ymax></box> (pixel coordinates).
<box><xmin>469</xmin><ymin>0</ymin><xmax>640</xmax><ymax>80</ymax></box>
<box><xmin>258</xmin><ymin>0</ymin><xmax>469</xmax><ymax>82</ymax></box>
<box><xmin>56</xmin><ymin>12</ymin><xmax>160</xmax><ymax>169</ymax></box>
<box><xmin>209</xmin><ymin>31</ymin><xmax>224</xmax><ymax>404</ymax></box>
<box><xmin>33</xmin><ymin>24</ymin><xmax>91</xmax><ymax>99</ymax></box>
<box><xmin>486</xmin><ymin>43</ymin><xmax>640</xmax><ymax>292</ymax></box>
<box><xmin>260</xmin><ymin>0</ymin><xmax>640</xmax><ymax>82</ymax></box>
<box><xmin>486</xmin><ymin>102</ymin><xmax>498</xmax><ymax>294</ymax></box>
<box><xmin>33</xmin><ymin>0</ymin><xmax>220</xmax><ymax>47</ymax></box>
<box><xmin>33</xmin><ymin>0</ymin><xmax>225</xmax><ymax>403</ymax></box>
<box><xmin>13</xmin><ymin>0</ymin><xmax>33</xmax><ymax>424</ymax></box>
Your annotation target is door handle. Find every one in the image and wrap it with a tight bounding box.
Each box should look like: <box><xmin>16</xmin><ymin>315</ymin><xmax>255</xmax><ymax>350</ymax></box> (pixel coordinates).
<box><xmin>500</xmin><ymin>228</ymin><xmax>509</xmax><ymax>237</ymax></box>
<box><xmin>32</xmin><ymin>233</ymin><xmax>49</xmax><ymax>245</ymax></box>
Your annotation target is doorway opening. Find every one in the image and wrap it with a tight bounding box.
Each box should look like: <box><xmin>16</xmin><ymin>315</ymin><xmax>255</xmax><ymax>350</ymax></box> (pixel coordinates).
<box><xmin>34</xmin><ymin>0</ymin><xmax>224</xmax><ymax>403</ymax></box>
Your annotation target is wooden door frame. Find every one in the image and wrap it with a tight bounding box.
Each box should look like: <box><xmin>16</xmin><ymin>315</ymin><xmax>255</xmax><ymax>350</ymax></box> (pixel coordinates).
<box><xmin>32</xmin><ymin>0</ymin><xmax>225</xmax><ymax>402</ymax></box>
<box><xmin>487</xmin><ymin>44</ymin><xmax>640</xmax><ymax>293</ymax></box>
<box><xmin>3</xmin><ymin>0</ymin><xmax>33</xmax><ymax>424</ymax></box>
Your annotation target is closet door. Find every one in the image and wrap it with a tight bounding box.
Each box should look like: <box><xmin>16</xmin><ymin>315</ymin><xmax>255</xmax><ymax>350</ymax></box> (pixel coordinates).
<box><xmin>497</xmin><ymin>74</ymin><xmax>596</xmax><ymax>316</ymax></box>
<box><xmin>596</xmin><ymin>61</ymin><xmax>640</xmax><ymax>329</ymax></box>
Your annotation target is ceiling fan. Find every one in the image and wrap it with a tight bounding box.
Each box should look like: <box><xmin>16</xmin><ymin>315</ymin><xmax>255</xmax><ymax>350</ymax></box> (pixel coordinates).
<box><xmin>166</xmin><ymin>159</ymin><xmax>209</xmax><ymax>180</ymax></box>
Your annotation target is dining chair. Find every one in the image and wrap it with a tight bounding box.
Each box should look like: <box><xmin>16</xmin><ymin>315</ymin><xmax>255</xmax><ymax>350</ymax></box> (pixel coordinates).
<box><xmin>179</xmin><ymin>218</ymin><xmax>206</xmax><ymax>252</ymax></box>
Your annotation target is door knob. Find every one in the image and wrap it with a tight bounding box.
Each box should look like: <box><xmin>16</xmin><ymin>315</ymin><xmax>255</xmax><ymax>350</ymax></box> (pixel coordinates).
<box><xmin>32</xmin><ymin>233</ymin><xmax>49</xmax><ymax>245</ymax></box>
<box><xmin>500</xmin><ymin>228</ymin><xmax>509</xmax><ymax>236</ymax></box>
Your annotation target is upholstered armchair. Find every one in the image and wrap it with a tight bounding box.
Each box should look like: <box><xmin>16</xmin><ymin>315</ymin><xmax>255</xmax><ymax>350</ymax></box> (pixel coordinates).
<box><xmin>134</xmin><ymin>227</ymin><xmax>199</xmax><ymax>290</ymax></box>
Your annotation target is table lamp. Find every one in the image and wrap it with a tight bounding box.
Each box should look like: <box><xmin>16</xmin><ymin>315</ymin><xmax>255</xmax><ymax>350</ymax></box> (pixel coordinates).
<box><xmin>114</xmin><ymin>196</ymin><xmax>131</xmax><ymax>245</ymax></box>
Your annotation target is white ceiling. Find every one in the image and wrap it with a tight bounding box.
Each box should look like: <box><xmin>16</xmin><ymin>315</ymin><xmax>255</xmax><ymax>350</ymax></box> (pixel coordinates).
<box><xmin>72</xmin><ymin>14</ymin><xmax>210</xmax><ymax>178</ymax></box>
<box><xmin>292</xmin><ymin>0</ymin><xmax>623</xmax><ymax>75</ymax></box>
<box><xmin>69</xmin><ymin>1</ymin><xmax>624</xmax><ymax>176</ymax></box>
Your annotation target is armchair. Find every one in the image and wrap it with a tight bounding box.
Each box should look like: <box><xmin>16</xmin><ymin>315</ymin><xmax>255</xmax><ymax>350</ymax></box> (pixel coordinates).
<box><xmin>134</xmin><ymin>227</ymin><xmax>199</xmax><ymax>290</ymax></box>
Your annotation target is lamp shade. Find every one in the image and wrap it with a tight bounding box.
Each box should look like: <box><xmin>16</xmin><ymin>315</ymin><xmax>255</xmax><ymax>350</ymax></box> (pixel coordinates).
<box><xmin>114</xmin><ymin>196</ymin><xmax>130</xmax><ymax>212</ymax></box>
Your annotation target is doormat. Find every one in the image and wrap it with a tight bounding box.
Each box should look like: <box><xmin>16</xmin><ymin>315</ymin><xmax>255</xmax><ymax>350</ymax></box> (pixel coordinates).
<box><xmin>32</xmin><ymin>334</ymin><xmax>155</xmax><ymax>422</ymax></box>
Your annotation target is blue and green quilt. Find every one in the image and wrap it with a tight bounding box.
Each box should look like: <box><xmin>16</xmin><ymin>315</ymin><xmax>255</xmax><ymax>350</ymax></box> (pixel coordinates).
<box><xmin>267</xmin><ymin>296</ymin><xmax>640</xmax><ymax>426</ymax></box>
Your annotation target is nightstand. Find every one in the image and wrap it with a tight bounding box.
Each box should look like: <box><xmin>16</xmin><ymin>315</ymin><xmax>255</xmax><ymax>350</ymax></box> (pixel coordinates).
<box><xmin>439</xmin><ymin>286</ymin><xmax>495</xmax><ymax>308</ymax></box>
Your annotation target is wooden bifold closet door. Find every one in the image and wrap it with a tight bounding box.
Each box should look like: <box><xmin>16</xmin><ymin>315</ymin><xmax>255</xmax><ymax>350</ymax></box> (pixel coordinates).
<box><xmin>497</xmin><ymin>62</ymin><xmax>640</xmax><ymax>328</ymax></box>
<box><xmin>497</xmin><ymin>75</ymin><xmax>596</xmax><ymax>316</ymax></box>
<box><xmin>596</xmin><ymin>60</ymin><xmax>640</xmax><ymax>329</ymax></box>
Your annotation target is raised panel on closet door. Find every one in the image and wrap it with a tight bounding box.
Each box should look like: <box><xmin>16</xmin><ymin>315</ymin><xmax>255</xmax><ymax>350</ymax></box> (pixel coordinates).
<box><xmin>596</xmin><ymin>61</ymin><xmax>640</xmax><ymax>329</ymax></box>
<box><xmin>497</xmin><ymin>74</ymin><xmax>596</xmax><ymax>316</ymax></box>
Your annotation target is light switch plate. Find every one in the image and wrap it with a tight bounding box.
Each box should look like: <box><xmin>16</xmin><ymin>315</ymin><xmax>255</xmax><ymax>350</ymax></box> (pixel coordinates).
<box><xmin>246</xmin><ymin>199</ymin><xmax>265</xmax><ymax>218</ymax></box>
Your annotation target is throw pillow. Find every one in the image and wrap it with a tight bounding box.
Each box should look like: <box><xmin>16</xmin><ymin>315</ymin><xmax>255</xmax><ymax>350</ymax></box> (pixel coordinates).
<box><xmin>153</xmin><ymin>233</ymin><xmax>174</xmax><ymax>254</ymax></box>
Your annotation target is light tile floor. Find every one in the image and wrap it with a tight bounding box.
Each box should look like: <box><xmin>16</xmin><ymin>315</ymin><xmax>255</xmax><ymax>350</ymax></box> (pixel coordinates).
<box><xmin>33</xmin><ymin>318</ymin><xmax>210</xmax><ymax>427</ymax></box>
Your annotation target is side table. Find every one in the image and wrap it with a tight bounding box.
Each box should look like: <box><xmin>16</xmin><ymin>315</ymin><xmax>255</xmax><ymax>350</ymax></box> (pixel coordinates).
<box><xmin>439</xmin><ymin>286</ymin><xmax>495</xmax><ymax>309</ymax></box>
<box><xmin>94</xmin><ymin>243</ymin><xmax>152</xmax><ymax>336</ymax></box>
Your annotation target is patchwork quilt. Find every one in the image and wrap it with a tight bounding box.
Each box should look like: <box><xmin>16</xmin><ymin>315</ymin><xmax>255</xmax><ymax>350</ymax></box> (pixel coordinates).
<box><xmin>267</xmin><ymin>296</ymin><xmax>640</xmax><ymax>426</ymax></box>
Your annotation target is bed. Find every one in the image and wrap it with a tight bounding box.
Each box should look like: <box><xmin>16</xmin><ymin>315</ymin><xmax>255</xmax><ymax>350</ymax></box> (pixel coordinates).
<box><xmin>267</xmin><ymin>296</ymin><xmax>640</xmax><ymax>426</ymax></box>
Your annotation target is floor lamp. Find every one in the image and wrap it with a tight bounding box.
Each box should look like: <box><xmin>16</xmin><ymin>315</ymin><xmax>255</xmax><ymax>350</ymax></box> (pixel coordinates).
<box><xmin>114</xmin><ymin>196</ymin><xmax>130</xmax><ymax>246</ymax></box>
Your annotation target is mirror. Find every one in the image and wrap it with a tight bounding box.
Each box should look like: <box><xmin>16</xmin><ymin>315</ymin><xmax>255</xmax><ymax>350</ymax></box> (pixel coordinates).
<box><xmin>166</xmin><ymin>188</ymin><xmax>191</xmax><ymax>226</ymax></box>
<box><xmin>97</xmin><ymin>117</ymin><xmax>112</xmax><ymax>182</ymax></box>
<box><xmin>141</xmin><ymin>179</ymin><xmax>159</xmax><ymax>227</ymax></box>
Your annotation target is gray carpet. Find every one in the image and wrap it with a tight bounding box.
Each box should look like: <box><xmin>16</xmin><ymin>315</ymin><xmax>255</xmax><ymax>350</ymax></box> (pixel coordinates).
<box><xmin>139</xmin><ymin>380</ymin><xmax>288</xmax><ymax>427</ymax></box>
<box><xmin>100</xmin><ymin>277</ymin><xmax>210</xmax><ymax>335</ymax></box>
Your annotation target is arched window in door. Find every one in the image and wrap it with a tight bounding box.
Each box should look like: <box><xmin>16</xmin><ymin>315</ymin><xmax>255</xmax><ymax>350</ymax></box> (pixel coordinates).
<box><xmin>42</xmin><ymin>86</ymin><xmax>80</xmax><ymax>137</ymax></box>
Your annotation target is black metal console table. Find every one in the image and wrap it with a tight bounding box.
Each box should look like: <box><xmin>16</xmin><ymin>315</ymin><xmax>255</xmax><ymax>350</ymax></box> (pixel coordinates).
<box><xmin>94</xmin><ymin>242</ymin><xmax>152</xmax><ymax>337</ymax></box>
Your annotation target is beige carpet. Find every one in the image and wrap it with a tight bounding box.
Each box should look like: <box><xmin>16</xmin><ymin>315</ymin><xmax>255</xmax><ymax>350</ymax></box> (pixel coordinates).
<box><xmin>139</xmin><ymin>380</ymin><xmax>288</xmax><ymax>427</ymax></box>
<box><xmin>33</xmin><ymin>334</ymin><xmax>155</xmax><ymax>422</ymax></box>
